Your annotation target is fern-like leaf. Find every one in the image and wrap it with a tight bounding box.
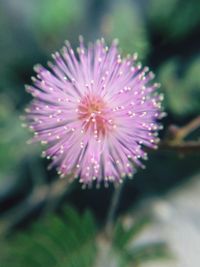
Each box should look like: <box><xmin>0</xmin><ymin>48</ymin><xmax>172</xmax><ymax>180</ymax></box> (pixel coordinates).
<box><xmin>0</xmin><ymin>206</ymin><xmax>96</xmax><ymax>267</ymax></box>
<box><xmin>113</xmin><ymin>215</ymin><xmax>151</xmax><ymax>249</ymax></box>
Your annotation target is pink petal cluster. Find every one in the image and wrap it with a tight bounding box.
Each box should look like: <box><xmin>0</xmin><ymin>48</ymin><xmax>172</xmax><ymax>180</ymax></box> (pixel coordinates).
<box><xmin>25</xmin><ymin>37</ymin><xmax>164</xmax><ymax>187</ymax></box>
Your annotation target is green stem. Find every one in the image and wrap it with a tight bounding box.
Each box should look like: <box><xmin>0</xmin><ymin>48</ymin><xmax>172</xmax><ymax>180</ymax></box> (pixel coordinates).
<box><xmin>105</xmin><ymin>182</ymin><xmax>124</xmax><ymax>237</ymax></box>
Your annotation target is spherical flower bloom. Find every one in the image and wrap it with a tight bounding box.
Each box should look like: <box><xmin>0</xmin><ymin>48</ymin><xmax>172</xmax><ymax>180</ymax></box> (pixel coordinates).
<box><xmin>25</xmin><ymin>37</ymin><xmax>164</xmax><ymax>187</ymax></box>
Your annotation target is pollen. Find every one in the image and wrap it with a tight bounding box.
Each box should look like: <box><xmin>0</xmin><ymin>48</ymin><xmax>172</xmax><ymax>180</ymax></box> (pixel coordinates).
<box><xmin>77</xmin><ymin>94</ymin><xmax>112</xmax><ymax>137</ymax></box>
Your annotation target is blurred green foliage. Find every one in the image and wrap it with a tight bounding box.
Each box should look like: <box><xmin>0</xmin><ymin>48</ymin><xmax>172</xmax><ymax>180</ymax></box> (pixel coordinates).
<box><xmin>0</xmin><ymin>207</ymin><xmax>97</xmax><ymax>267</ymax></box>
<box><xmin>159</xmin><ymin>58</ymin><xmax>200</xmax><ymax>116</ymax></box>
<box><xmin>148</xmin><ymin>0</ymin><xmax>200</xmax><ymax>40</ymax></box>
<box><xmin>113</xmin><ymin>215</ymin><xmax>170</xmax><ymax>267</ymax></box>
<box><xmin>33</xmin><ymin>0</ymin><xmax>84</xmax><ymax>34</ymax></box>
<box><xmin>101</xmin><ymin>0</ymin><xmax>149</xmax><ymax>58</ymax></box>
<box><xmin>27</xmin><ymin>0</ymin><xmax>87</xmax><ymax>49</ymax></box>
<box><xmin>0</xmin><ymin>206</ymin><xmax>169</xmax><ymax>267</ymax></box>
<box><xmin>0</xmin><ymin>96</ymin><xmax>34</xmax><ymax>179</ymax></box>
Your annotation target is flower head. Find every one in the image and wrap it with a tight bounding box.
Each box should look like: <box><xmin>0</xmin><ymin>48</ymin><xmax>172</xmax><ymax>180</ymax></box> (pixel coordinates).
<box><xmin>25</xmin><ymin>37</ymin><xmax>164</xmax><ymax>187</ymax></box>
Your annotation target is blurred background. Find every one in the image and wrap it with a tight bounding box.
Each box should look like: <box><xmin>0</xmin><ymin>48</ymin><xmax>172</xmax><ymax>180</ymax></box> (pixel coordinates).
<box><xmin>0</xmin><ymin>0</ymin><xmax>200</xmax><ymax>266</ymax></box>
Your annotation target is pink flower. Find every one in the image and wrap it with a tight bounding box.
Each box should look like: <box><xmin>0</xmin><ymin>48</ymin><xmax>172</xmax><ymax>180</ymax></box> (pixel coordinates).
<box><xmin>25</xmin><ymin>37</ymin><xmax>164</xmax><ymax>186</ymax></box>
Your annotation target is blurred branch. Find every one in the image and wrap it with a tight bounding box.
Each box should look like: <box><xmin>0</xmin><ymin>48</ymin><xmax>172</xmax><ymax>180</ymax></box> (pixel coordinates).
<box><xmin>164</xmin><ymin>116</ymin><xmax>200</xmax><ymax>141</ymax></box>
<box><xmin>159</xmin><ymin>141</ymin><xmax>200</xmax><ymax>154</ymax></box>
<box><xmin>175</xmin><ymin>116</ymin><xmax>200</xmax><ymax>140</ymax></box>
<box><xmin>0</xmin><ymin>177</ymin><xmax>72</xmax><ymax>235</ymax></box>
<box><xmin>159</xmin><ymin>116</ymin><xmax>200</xmax><ymax>155</ymax></box>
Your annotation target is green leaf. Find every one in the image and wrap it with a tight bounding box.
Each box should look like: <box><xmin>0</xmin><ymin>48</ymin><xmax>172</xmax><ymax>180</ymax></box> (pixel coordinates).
<box><xmin>101</xmin><ymin>0</ymin><xmax>149</xmax><ymax>59</ymax></box>
<box><xmin>113</xmin><ymin>216</ymin><xmax>152</xmax><ymax>249</ymax></box>
<box><xmin>158</xmin><ymin>58</ymin><xmax>200</xmax><ymax>116</ymax></box>
<box><xmin>0</xmin><ymin>96</ymin><xmax>37</xmax><ymax>180</ymax></box>
<box><xmin>27</xmin><ymin>0</ymin><xmax>87</xmax><ymax>50</ymax></box>
<box><xmin>148</xmin><ymin>0</ymin><xmax>200</xmax><ymax>40</ymax></box>
<box><xmin>0</xmin><ymin>207</ymin><xmax>97</xmax><ymax>267</ymax></box>
<box><xmin>32</xmin><ymin>0</ymin><xmax>86</xmax><ymax>35</ymax></box>
<box><xmin>111</xmin><ymin>214</ymin><xmax>171</xmax><ymax>267</ymax></box>
<box><xmin>122</xmin><ymin>242</ymin><xmax>170</xmax><ymax>266</ymax></box>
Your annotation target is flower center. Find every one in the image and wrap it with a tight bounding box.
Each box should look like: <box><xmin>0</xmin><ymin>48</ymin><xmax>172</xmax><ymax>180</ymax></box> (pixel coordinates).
<box><xmin>78</xmin><ymin>94</ymin><xmax>111</xmax><ymax>137</ymax></box>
